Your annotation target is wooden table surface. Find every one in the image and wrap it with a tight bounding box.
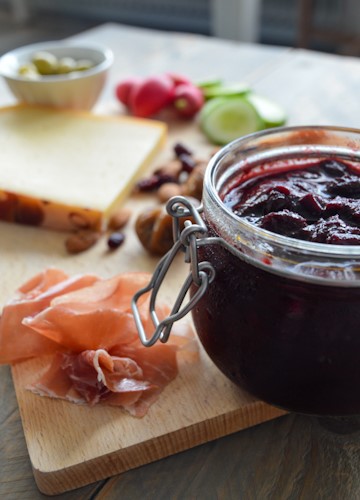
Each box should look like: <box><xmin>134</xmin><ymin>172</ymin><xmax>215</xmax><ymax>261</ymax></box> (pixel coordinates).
<box><xmin>1</xmin><ymin>22</ymin><xmax>360</xmax><ymax>499</ymax></box>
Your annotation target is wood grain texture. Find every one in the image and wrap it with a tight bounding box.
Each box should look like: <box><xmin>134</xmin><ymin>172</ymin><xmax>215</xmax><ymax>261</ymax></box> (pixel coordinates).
<box><xmin>1</xmin><ymin>22</ymin><xmax>360</xmax><ymax>499</ymax></box>
<box><xmin>12</xmin><ymin>353</ymin><xmax>284</xmax><ymax>494</ymax></box>
<box><xmin>95</xmin><ymin>414</ymin><xmax>360</xmax><ymax>500</ymax></box>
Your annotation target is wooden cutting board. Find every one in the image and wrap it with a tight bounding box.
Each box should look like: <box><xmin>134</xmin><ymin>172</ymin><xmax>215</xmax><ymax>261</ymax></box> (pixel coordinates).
<box><xmin>12</xmin><ymin>345</ymin><xmax>285</xmax><ymax>495</ymax></box>
<box><xmin>2</xmin><ymin>123</ymin><xmax>286</xmax><ymax>496</ymax></box>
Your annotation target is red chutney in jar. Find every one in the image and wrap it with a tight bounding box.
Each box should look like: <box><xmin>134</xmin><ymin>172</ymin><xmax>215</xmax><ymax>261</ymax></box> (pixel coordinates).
<box><xmin>224</xmin><ymin>158</ymin><xmax>360</xmax><ymax>245</ymax></box>
<box><xmin>191</xmin><ymin>155</ymin><xmax>360</xmax><ymax>416</ymax></box>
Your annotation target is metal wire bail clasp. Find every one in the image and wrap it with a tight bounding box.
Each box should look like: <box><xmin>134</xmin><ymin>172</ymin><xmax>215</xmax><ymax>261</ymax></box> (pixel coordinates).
<box><xmin>131</xmin><ymin>196</ymin><xmax>216</xmax><ymax>347</ymax></box>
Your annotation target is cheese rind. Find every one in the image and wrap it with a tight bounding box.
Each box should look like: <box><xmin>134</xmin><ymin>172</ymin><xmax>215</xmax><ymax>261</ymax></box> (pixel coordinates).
<box><xmin>0</xmin><ymin>105</ymin><xmax>166</xmax><ymax>230</ymax></box>
<box><xmin>0</xmin><ymin>189</ymin><xmax>103</xmax><ymax>231</ymax></box>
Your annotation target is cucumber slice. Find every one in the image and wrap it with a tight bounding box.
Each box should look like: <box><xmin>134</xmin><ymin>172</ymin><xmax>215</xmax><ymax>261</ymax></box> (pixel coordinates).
<box><xmin>202</xmin><ymin>83</ymin><xmax>250</xmax><ymax>100</ymax></box>
<box><xmin>246</xmin><ymin>93</ymin><xmax>287</xmax><ymax>128</ymax></box>
<box><xmin>199</xmin><ymin>96</ymin><xmax>264</xmax><ymax>145</ymax></box>
<box><xmin>196</xmin><ymin>78</ymin><xmax>223</xmax><ymax>89</ymax></box>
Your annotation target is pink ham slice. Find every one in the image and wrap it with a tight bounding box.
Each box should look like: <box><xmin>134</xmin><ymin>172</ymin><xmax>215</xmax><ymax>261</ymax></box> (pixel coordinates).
<box><xmin>0</xmin><ymin>269</ymin><xmax>197</xmax><ymax>417</ymax></box>
<box><xmin>0</xmin><ymin>268</ymin><xmax>99</xmax><ymax>364</ymax></box>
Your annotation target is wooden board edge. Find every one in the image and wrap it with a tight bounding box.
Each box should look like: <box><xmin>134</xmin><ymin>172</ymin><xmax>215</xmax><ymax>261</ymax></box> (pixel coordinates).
<box><xmin>32</xmin><ymin>402</ymin><xmax>287</xmax><ymax>495</ymax></box>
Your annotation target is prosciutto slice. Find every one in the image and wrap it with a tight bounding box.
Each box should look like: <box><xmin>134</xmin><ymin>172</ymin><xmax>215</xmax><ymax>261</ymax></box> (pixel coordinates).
<box><xmin>0</xmin><ymin>269</ymin><xmax>197</xmax><ymax>417</ymax></box>
<box><xmin>0</xmin><ymin>268</ymin><xmax>99</xmax><ymax>364</ymax></box>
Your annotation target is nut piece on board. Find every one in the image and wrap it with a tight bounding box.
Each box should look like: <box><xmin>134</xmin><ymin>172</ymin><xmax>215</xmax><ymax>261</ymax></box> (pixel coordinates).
<box><xmin>65</xmin><ymin>230</ymin><xmax>101</xmax><ymax>254</ymax></box>
<box><xmin>182</xmin><ymin>160</ymin><xmax>207</xmax><ymax>200</ymax></box>
<box><xmin>155</xmin><ymin>159</ymin><xmax>182</xmax><ymax>179</ymax></box>
<box><xmin>108</xmin><ymin>207</ymin><xmax>132</xmax><ymax>230</ymax></box>
<box><xmin>157</xmin><ymin>182</ymin><xmax>183</xmax><ymax>203</ymax></box>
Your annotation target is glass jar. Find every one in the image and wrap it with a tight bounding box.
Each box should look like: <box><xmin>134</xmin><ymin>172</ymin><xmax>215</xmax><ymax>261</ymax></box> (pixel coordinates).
<box><xmin>133</xmin><ymin>126</ymin><xmax>360</xmax><ymax>417</ymax></box>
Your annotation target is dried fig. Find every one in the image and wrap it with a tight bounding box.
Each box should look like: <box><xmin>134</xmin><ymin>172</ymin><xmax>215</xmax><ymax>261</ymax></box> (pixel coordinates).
<box><xmin>135</xmin><ymin>201</ymin><xmax>197</xmax><ymax>256</ymax></box>
<box><xmin>135</xmin><ymin>206</ymin><xmax>174</xmax><ymax>255</ymax></box>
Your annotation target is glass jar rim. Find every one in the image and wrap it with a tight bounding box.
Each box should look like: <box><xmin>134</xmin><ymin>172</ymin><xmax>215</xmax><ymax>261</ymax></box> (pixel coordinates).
<box><xmin>204</xmin><ymin>125</ymin><xmax>360</xmax><ymax>260</ymax></box>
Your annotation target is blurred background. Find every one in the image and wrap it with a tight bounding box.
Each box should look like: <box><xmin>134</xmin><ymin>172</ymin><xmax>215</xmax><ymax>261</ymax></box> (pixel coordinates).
<box><xmin>0</xmin><ymin>0</ymin><xmax>359</xmax><ymax>56</ymax></box>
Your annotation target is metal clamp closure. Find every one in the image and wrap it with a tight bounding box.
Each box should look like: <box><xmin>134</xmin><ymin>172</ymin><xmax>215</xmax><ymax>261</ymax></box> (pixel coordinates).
<box><xmin>131</xmin><ymin>196</ymin><xmax>217</xmax><ymax>347</ymax></box>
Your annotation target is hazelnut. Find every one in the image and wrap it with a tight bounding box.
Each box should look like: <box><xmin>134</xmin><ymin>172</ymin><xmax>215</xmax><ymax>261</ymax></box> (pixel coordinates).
<box><xmin>108</xmin><ymin>207</ymin><xmax>132</xmax><ymax>230</ymax></box>
<box><xmin>155</xmin><ymin>159</ymin><xmax>182</xmax><ymax>179</ymax></box>
<box><xmin>157</xmin><ymin>182</ymin><xmax>183</xmax><ymax>203</ymax></box>
<box><xmin>65</xmin><ymin>230</ymin><xmax>101</xmax><ymax>254</ymax></box>
<box><xmin>182</xmin><ymin>161</ymin><xmax>207</xmax><ymax>200</ymax></box>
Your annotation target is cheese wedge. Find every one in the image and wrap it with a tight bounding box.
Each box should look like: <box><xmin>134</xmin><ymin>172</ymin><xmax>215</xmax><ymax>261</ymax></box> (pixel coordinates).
<box><xmin>0</xmin><ymin>105</ymin><xmax>166</xmax><ymax>231</ymax></box>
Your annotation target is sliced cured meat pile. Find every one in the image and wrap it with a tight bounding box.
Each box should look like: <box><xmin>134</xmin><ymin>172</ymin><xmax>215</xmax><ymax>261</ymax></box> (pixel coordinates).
<box><xmin>0</xmin><ymin>268</ymin><xmax>197</xmax><ymax>417</ymax></box>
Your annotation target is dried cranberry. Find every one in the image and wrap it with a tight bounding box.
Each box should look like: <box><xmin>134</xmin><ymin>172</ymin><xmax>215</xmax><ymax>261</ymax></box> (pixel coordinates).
<box><xmin>174</xmin><ymin>142</ymin><xmax>192</xmax><ymax>158</ymax></box>
<box><xmin>136</xmin><ymin>175</ymin><xmax>159</xmax><ymax>192</ymax></box>
<box><xmin>179</xmin><ymin>153</ymin><xmax>196</xmax><ymax>173</ymax></box>
<box><xmin>107</xmin><ymin>232</ymin><xmax>125</xmax><ymax>250</ymax></box>
<box><xmin>136</xmin><ymin>173</ymin><xmax>177</xmax><ymax>192</ymax></box>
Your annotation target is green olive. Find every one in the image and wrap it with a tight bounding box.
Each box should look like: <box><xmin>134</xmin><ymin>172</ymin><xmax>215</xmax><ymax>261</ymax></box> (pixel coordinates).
<box><xmin>18</xmin><ymin>63</ymin><xmax>40</xmax><ymax>79</ymax></box>
<box><xmin>75</xmin><ymin>59</ymin><xmax>94</xmax><ymax>72</ymax></box>
<box><xmin>57</xmin><ymin>57</ymin><xmax>77</xmax><ymax>74</ymax></box>
<box><xmin>21</xmin><ymin>51</ymin><xmax>95</xmax><ymax>78</ymax></box>
<box><xmin>32</xmin><ymin>51</ymin><xmax>58</xmax><ymax>75</ymax></box>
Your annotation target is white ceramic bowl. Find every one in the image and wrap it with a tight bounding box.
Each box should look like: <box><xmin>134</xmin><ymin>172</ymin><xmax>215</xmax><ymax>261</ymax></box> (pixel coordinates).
<box><xmin>0</xmin><ymin>41</ymin><xmax>114</xmax><ymax>110</ymax></box>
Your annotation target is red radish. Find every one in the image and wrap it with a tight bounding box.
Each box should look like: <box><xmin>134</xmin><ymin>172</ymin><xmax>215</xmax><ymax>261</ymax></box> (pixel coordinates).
<box><xmin>115</xmin><ymin>77</ymin><xmax>141</xmax><ymax>107</ymax></box>
<box><xmin>166</xmin><ymin>72</ymin><xmax>191</xmax><ymax>87</ymax></box>
<box><xmin>129</xmin><ymin>74</ymin><xmax>175</xmax><ymax>118</ymax></box>
<box><xmin>173</xmin><ymin>83</ymin><xmax>204</xmax><ymax>118</ymax></box>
